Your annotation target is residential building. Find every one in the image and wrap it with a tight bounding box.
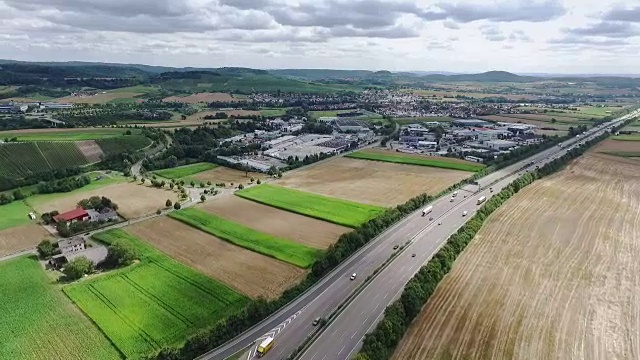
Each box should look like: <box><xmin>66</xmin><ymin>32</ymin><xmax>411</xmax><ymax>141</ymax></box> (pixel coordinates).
<box><xmin>86</xmin><ymin>209</ymin><xmax>118</xmax><ymax>222</ymax></box>
<box><xmin>57</xmin><ymin>237</ymin><xmax>86</xmax><ymax>254</ymax></box>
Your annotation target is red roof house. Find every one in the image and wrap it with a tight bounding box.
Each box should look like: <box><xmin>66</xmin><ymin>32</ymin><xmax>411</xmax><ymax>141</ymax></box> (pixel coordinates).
<box><xmin>53</xmin><ymin>208</ymin><xmax>89</xmax><ymax>224</ymax></box>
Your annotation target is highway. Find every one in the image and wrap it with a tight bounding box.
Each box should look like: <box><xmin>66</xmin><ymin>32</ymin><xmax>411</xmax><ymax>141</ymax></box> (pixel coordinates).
<box><xmin>197</xmin><ymin>111</ymin><xmax>636</xmax><ymax>360</ymax></box>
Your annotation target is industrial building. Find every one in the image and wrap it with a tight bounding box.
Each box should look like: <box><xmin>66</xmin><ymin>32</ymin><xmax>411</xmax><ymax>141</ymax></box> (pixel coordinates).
<box><xmin>452</xmin><ymin>119</ymin><xmax>490</xmax><ymax>127</ymax></box>
<box><xmin>484</xmin><ymin>139</ymin><xmax>518</xmax><ymax>150</ymax></box>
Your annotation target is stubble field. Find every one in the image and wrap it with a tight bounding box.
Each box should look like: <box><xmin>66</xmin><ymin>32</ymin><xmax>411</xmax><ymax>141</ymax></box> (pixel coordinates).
<box><xmin>276</xmin><ymin>157</ymin><xmax>472</xmax><ymax>207</ymax></box>
<box><xmin>162</xmin><ymin>92</ymin><xmax>241</xmax><ymax>103</ymax></box>
<box><xmin>128</xmin><ymin>217</ymin><xmax>307</xmax><ymax>299</ymax></box>
<box><xmin>29</xmin><ymin>182</ymin><xmax>178</xmax><ymax>219</ymax></box>
<box><xmin>191</xmin><ymin>166</ymin><xmax>266</xmax><ymax>185</ymax></box>
<box><xmin>200</xmin><ymin>195</ymin><xmax>349</xmax><ymax>249</ymax></box>
<box><xmin>592</xmin><ymin>138</ymin><xmax>640</xmax><ymax>159</ymax></box>
<box><xmin>392</xmin><ymin>154</ymin><xmax>640</xmax><ymax>360</ymax></box>
<box><xmin>0</xmin><ymin>225</ymin><xmax>50</xmax><ymax>256</ymax></box>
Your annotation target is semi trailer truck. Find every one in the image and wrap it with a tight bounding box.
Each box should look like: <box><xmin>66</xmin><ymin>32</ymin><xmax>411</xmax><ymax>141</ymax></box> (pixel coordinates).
<box><xmin>257</xmin><ymin>337</ymin><xmax>274</xmax><ymax>357</ymax></box>
<box><xmin>477</xmin><ymin>196</ymin><xmax>487</xmax><ymax>205</ymax></box>
<box><xmin>421</xmin><ymin>206</ymin><xmax>433</xmax><ymax>217</ymax></box>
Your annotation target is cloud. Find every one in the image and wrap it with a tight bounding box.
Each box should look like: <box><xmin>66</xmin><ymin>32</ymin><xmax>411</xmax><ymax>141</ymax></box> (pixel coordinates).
<box><xmin>429</xmin><ymin>0</ymin><xmax>566</xmax><ymax>23</ymax></box>
<box><xmin>564</xmin><ymin>21</ymin><xmax>639</xmax><ymax>38</ymax></box>
<box><xmin>480</xmin><ymin>25</ymin><xmax>506</xmax><ymax>41</ymax></box>
<box><xmin>603</xmin><ymin>6</ymin><xmax>640</xmax><ymax>23</ymax></box>
<box><xmin>443</xmin><ymin>20</ymin><xmax>460</xmax><ymax>30</ymax></box>
<box><xmin>548</xmin><ymin>36</ymin><xmax>630</xmax><ymax>47</ymax></box>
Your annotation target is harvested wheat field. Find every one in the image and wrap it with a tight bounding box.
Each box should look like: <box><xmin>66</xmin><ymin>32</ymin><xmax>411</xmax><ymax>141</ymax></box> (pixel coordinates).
<box><xmin>192</xmin><ymin>166</ymin><xmax>267</xmax><ymax>186</ymax></box>
<box><xmin>393</xmin><ymin>154</ymin><xmax>640</xmax><ymax>360</ymax></box>
<box><xmin>200</xmin><ymin>195</ymin><xmax>348</xmax><ymax>249</ymax></box>
<box><xmin>56</xmin><ymin>92</ymin><xmax>143</xmax><ymax>104</ymax></box>
<box><xmin>76</xmin><ymin>140</ymin><xmax>104</xmax><ymax>162</ymax></box>
<box><xmin>0</xmin><ymin>225</ymin><xmax>50</xmax><ymax>256</ymax></box>
<box><xmin>593</xmin><ymin>138</ymin><xmax>640</xmax><ymax>153</ymax></box>
<box><xmin>128</xmin><ymin>217</ymin><xmax>306</xmax><ymax>299</ymax></box>
<box><xmin>162</xmin><ymin>92</ymin><xmax>241</xmax><ymax>103</ymax></box>
<box><xmin>32</xmin><ymin>183</ymin><xmax>178</xmax><ymax>219</ymax></box>
<box><xmin>275</xmin><ymin>157</ymin><xmax>471</xmax><ymax>207</ymax></box>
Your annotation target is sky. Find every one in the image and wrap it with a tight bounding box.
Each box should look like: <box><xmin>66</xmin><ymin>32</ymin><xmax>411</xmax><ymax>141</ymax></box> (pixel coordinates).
<box><xmin>1</xmin><ymin>0</ymin><xmax>639</xmax><ymax>74</ymax></box>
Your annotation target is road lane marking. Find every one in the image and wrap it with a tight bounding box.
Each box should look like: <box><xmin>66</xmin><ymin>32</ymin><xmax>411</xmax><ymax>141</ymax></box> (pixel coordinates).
<box><xmin>338</xmin><ymin>345</ymin><xmax>346</xmax><ymax>355</ymax></box>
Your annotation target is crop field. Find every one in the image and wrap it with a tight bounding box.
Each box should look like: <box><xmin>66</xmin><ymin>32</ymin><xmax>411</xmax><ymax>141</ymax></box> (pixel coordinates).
<box><xmin>612</xmin><ymin>134</ymin><xmax>640</xmax><ymax>141</ymax></box>
<box><xmin>162</xmin><ymin>92</ymin><xmax>242</xmax><ymax>103</ymax></box>
<box><xmin>169</xmin><ymin>208</ymin><xmax>321</xmax><ymax>268</ymax></box>
<box><xmin>0</xmin><ymin>200</ymin><xmax>37</xmax><ymax>231</ymax></box>
<box><xmin>392</xmin><ymin>154</ymin><xmax>640</xmax><ymax>360</ymax></box>
<box><xmin>592</xmin><ymin>138</ymin><xmax>640</xmax><ymax>160</ymax></box>
<box><xmin>260</xmin><ymin>107</ymin><xmax>290</xmax><ymax>117</ymax></box>
<box><xmin>0</xmin><ymin>224</ymin><xmax>50</xmax><ymax>256</ymax></box>
<box><xmin>201</xmin><ymin>195</ymin><xmax>348</xmax><ymax>248</ymax></box>
<box><xmin>0</xmin><ymin>256</ymin><xmax>120</xmax><ymax>360</ymax></box>
<box><xmin>277</xmin><ymin>157</ymin><xmax>471</xmax><ymax>207</ymax></box>
<box><xmin>499</xmin><ymin>113</ymin><xmax>590</xmax><ymax>123</ymax></box>
<box><xmin>55</xmin><ymin>89</ymin><xmax>150</xmax><ymax>104</ymax></box>
<box><xmin>394</xmin><ymin>116</ymin><xmax>456</xmax><ymax>125</ymax></box>
<box><xmin>236</xmin><ymin>184</ymin><xmax>385</xmax><ymax>228</ymax></box>
<box><xmin>76</xmin><ymin>140</ymin><xmax>105</xmax><ymax>162</ymax></box>
<box><xmin>28</xmin><ymin>181</ymin><xmax>176</xmax><ymax>219</ymax></box>
<box><xmin>0</xmin><ymin>142</ymin><xmax>52</xmax><ymax>178</ymax></box>
<box><xmin>37</xmin><ymin>141</ymin><xmax>89</xmax><ymax>168</ymax></box>
<box><xmin>347</xmin><ymin>149</ymin><xmax>485</xmax><ymax>172</ymax></box>
<box><xmin>408</xmin><ymin>89</ymin><xmax>540</xmax><ymax>101</ymax></box>
<box><xmin>153</xmin><ymin>162</ymin><xmax>218</xmax><ymax>180</ymax></box>
<box><xmin>64</xmin><ymin>229</ymin><xmax>248</xmax><ymax>359</ymax></box>
<box><xmin>191</xmin><ymin>166</ymin><xmax>267</xmax><ymax>186</ymax></box>
<box><xmin>479</xmin><ymin>115</ymin><xmax>573</xmax><ymax>131</ymax></box>
<box><xmin>95</xmin><ymin>135</ymin><xmax>152</xmax><ymax>155</ymax></box>
<box><xmin>4</xmin><ymin>128</ymin><xmax>138</xmax><ymax>141</ymax></box>
<box><xmin>128</xmin><ymin>217</ymin><xmax>306</xmax><ymax>299</ymax></box>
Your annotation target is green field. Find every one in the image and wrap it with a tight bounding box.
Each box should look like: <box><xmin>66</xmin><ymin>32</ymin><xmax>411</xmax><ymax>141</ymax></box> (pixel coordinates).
<box><xmin>37</xmin><ymin>142</ymin><xmax>89</xmax><ymax>168</ymax></box>
<box><xmin>612</xmin><ymin>134</ymin><xmax>640</xmax><ymax>141</ymax></box>
<box><xmin>8</xmin><ymin>128</ymin><xmax>138</xmax><ymax>142</ymax></box>
<box><xmin>0</xmin><ymin>142</ymin><xmax>53</xmax><ymax>178</ymax></box>
<box><xmin>153</xmin><ymin>162</ymin><xmax>217</xmax><ymax>180</ymax></box>
<box><xmin>95</xmin><ymin>135</ymin><xmax>152</xmax><ymax>155</ymax></box>
<box><xmin>346</xmin><ymin>150</ymin><xmax>485</xmax><ymax>172</ymax></box>
<box><xmin>236</xmin><ymin>184</ymin><xmax>385</xmax><ymax>228</ymax></box>
<box><xmin>260</xmin><ymin>108</ymin><xmax>290</xmax><ymax>117</ymax></box>
<box><xmin>64</xmin><ymin>229</ymin><xmax>248</xmax><ymax>359</ymax></box>
<box><xmin>25</xmin><ymin>172</ymin><xmax>127</xmax><ymax>209</ymax></box>
<box><xmin>309</xmin><ymin>109</ymin><xmax>372</xmax><ymax>118</ymax></box>
<box><xmin>108</xmin><ymin>85</ymin><xmax>159</xmax><ymax>94</ymax></box>
<box><xmin>0</xmin><ymin>256</ymin><xmax>121</xmax><ymax>360</ymax></box>
<box><xmin>169</xmin><ymin>208</ymin><xmax>322</xmax><ymax>268</ymax></box>
<box><xmin>0</xmin><ymin>200</ymin><xmax>37</xmax><ymax>231</ymax></box>
<box><xmin>394</xmin><ymin>116</ymin><xmax>455</xmax><ymax>125</ymax></box>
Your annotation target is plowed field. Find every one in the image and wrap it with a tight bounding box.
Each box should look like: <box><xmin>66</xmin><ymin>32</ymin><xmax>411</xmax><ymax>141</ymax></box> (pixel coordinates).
<box><xmin>128</xmin><ymin>217</ymin><xmax>306</xmax><ymax>299</ymax></box>
<box><xmin>191</xmin><ymin>166</ymin><xmax>266</xmax><ymax>185</ymax></box>
<box><xmin>276</xmin><ymin>157</ymin><xmax>471</xmax><ymax>206</ymax></box>
<box><xmin>0</xmin><ymin>225</ymin><xmax>50</xmax><ymax>256</ymax></box>
<box><xmin>392</xmin><ymin>154</ymin><xmax>640</xmax><ymax>360</ymax></box>
<box><xmin>200</xmin><ymin>195</ymin><xmax>348</xmax><ymax>249</ymax></box>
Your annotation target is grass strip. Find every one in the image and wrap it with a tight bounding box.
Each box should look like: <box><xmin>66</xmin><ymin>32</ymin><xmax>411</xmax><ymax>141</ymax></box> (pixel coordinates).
<box><xmin>153</xmin><ymin>163</ymin><xmax>218</xmax><ymax>180</ymax></box>
<box><xmin>346</xmin><ymin>151</ymin><xmax>485</xmax><ymax>172</ymax></box>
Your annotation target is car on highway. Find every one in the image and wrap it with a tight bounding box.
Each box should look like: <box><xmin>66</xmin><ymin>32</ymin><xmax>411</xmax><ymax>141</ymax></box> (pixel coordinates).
<box><xmin>393</xmin><ymin>245</ymin><xmax>399</xmax><ymax>250</ymax></box>
<box><xmin>438</xmin><ymin>221</ymin><xmax>441</xmax><ymax>225</ymax></box>
<box><xmin>312</xmin><ymin>317</ymin><xmax>321</xmax><ymax>326</ymax></box>
<box><xmin>462</xmin><ymin>211</ymin><xmax>468</xmax><ymax>217</ymax></box>
<box><xmin>429</xmin><ymin>216</ymin><xmax>433</xmax><ymax>221</ymax></box>
<box><xmin>350</xmin><ymin>273</ymin><xmax>357</xmax><ymax>280</ymax></box>
<box><xmin>412</xmin><ymin>253</ymin><xmax>416</xmax><ymax>257</ymax></box>
<box><xmin>450</xmin><ymin>197</ymin><xmax>455</xmax><ymax>202</ymax></box>
<box><xmin>490</xmin><ymin>187</ymin><xmax>493</xmax><ymax>193</ymax></box>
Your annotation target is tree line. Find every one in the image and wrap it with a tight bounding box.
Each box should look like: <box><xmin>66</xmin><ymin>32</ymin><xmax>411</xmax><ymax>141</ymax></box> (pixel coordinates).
<box><xmin>354</xmin><ymin>129</ymin><xmax>617</xmax><ymax>360</ymax></box>
<box><xmin>0</xmin><ymin>174</ymin><xmax>91</xmax><ymax>206</ymax></box>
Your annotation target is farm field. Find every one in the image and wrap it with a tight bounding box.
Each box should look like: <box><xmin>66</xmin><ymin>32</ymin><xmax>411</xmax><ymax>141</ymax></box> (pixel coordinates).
<box><xmin>169</xmin><ymin>208</ymin><xmax>321</xmax><ymax>268</ymax></box>
<box><xmin>153</xmin><ymin>162</ymin><xmax>218</xmax><ymax>180</ymax></box>
<box><xmin>592</xmin><ymin>138</ymin><xmax>640</xmax><ymax>159</ymax></box>
<box><xmin>0</xmin><ymin>200</ymin><xmax>38</xmax><ymax>231</ymax></box>
<box><xmin>37</xmin><ymin>141</ymin><xmax>89</xmax><ymax>168</ymax></box>
<box><xmin>392</xmin><ymin>154</ymin><xmax>640</xmax><ymax>360</ymax></box>
<box><xmin>0</xmin><ymin>142</ymin><xmax>54</xmax><ymax>178</ymax></box>
<box><xmin>191</xmin><ymin>166</ymin><xmax>266</xmax><ymax>186</ymax></box>
<box><xmin>612</xmin><ymin>134</ymin><xmax>640</xmax><ymax>141</ymax></box>
<box><xmin>200</xmin><ymin>195</ymin><xmax>348</xmax><ymax>248</ymax></box>
<box><xmin>407</xmin><ymin>89</ymin><xmax>540</xmax><ymax>101</ymax></box>
<box><xmin>479</xmin><ymin>115</ymin><xmax>572</xmax><ymax>131</ymax></box>
<box><xmin>162</xmin><ymin>92</ymin><xmax>242</xmax><ymax>103</ymax></box>
<box><xmin>0</xmin><ymin>224</ymin><xmax>49</xmax><ymax>256</ymax></box>
<box><xmin>394</xmin><ymin>116</ymin><xmax>455</xmax><ymax>124</ymax></box>
<box><xmin>276</xmin><ymin>157</ymin><xmax>471</xmax><ymax>207</ymax></box>
<box><xmin>76</xmin><ymin>140</ymin><xmax>105</xmax><ymax>162</ymax></box>
<box><xmin>54</xmin><ymin>86</ymin><xmax>157</xmax><ymax>104</ymax></box>
<box><xmin>128</xmin><ymin>217</ymin><xmax>306</xmax><ymax>299</ymax></box>
<box><xmin>0</xmin><ymin>256</ymin><xmax>120</xmax><ymax>360</ymax></box>
<box><xmin>64</xmin><ymin>229</ymin><xmax>248</xmax><ymax>359</ymax></box>
<box><xmin>95</xmin><ymin>135</ymin><xmax>152</xmax><ymax>155</ymax></box>
<box><xmin>236</xmin><ymin>184</ymin><xmax>385</xmax><ymax>228</ymax></box>
<box><xmin>498</xmin><ymin>113</ymin><xmax>589</xmax><ymax>123</ymax></box>
<box><xmin>260</xmin><ymin>107</ymin><xmax>290</xmax><ymax>117</ymax></box>
<box><xmin>2</xmin><ymin>128</ymin><xmax>139</xmax><ymax>141</ymax></box>
<box><xmin>346</xmin><ymin>148</ymin><xmax>485</xmax><ymax>172</ymax></box>
<box><xmin>28</xmin><ymin>181</ymin><xmax>176</xmax><ymax>219</ymax></box>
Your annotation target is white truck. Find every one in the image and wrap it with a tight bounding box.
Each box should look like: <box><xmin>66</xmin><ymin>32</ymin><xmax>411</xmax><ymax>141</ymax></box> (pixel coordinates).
<box><xmin>421</xmin><ymin>206</ymin><xmax>433</xmax><ymax>217</ymax></box>
<box><xmin>452</xmin><ymin>191</ymin><xmax>458</xmax><ymax>197</ymax></box>
<box><xmin>476</xmin><ymin>196</ymin><xmax>487</xmax><ymax>205</ymax></box>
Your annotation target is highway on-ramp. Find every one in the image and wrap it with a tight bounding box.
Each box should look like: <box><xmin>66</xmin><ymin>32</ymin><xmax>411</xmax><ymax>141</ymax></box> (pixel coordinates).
<box><xmin>197</xmin><ymin>112</ymin><xmax>635</xmax><ymax>360</ymax></box>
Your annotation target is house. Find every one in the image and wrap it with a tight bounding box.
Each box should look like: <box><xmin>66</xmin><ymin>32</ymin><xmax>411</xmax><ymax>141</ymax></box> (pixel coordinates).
<box><xmin>53</xmin><ymin>208</ymin><xmax>89</xmax><ymax>225</ymax></box>
<box><xmin>86</xmin><ymin>208</ymin><xmax>118</xmax><ymax>222</ymax></box>
<box><xmin>58</xmin><ymin>237</ymin><xmax>86</xmax><ymax>254</ymax></box>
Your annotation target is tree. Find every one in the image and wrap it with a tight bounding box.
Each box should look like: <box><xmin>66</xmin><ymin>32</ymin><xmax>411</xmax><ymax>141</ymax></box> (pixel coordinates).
<box><xmin>64</xmin><ymin>256</ymin><xmax>94</xmax><ymax>280</ymax></box>
<box><xmin>12</xmin><ymin>189</ymin><xmax>25</xmax><ymax>200</ymax></box>
<box><xmin>181</xmin><ymin>114</ymin><xmax>187</xmax><ymax>120</ymax></box>
<box><xmin>207</xmin><ymin>181</ymin><xmax>212</xmax><ymax>186</ymax></box>
<box><xmin>190</xmin><ymin>181</ymin><xmax>195</xmax><ymax>187</ymax></box>
<box><xmin>104</xmin><ymin>240</ymin><xmax>137</xmax><ymax>268</ymax></box>
<box><xmin>156</xmin><ymin>209</ymin><xmax>162</xmax><ymax>215</ymax></box>
<box><xmin>133</xmin><ymin>175</ymin><xmax>137</xmax><ymax>181</ymax></box>
<box><xmin>57</xmin><ymin>221</ymin><xmax>71</xmax><ymax>237</ymax></box>
<box><xmin>551</xmin><ymin>118</ymin><xmax>557</xmax><ymax>123</ymax></box>
<box><xmin>257</xmin><ymin>179</ymin><xmax>262</xmax><ymax>184</ymax></box>
<box><xmin>169</xmin><ymin>182</ymin><xmax>175</xmax><ymax>189</ymax></box>
<box><xmin>152</xmin><ymin>175</ymin><xmax>157</xmax><ymax>180</ymax></box>
<box><xmin>174</xmin><ymin>202</ymin><xmax>181</xmax><ymax>210</ymax></box>
<box><xmin>238</xmin><ymin>184</ymin><xmax>244</xmax><ymax>190</ymax></box>
<box><xmin>200</xmin><ymin>195</ymin><xmax>206</xmax><ymax>202</ymax></box>
<box><xmin>250</xmin><ymin>177</ymin><xmax>255</xmax><ymax>183</ymax></box>
<box><xmin>141</xmin><ymin>177</ymin><xmax>146</xmax><ymax>184</ymax></box>
<box><xmin>200</xmin><ymin>182</ymin><xmax>205</xmax><ymax>188</ymax></box>
<box><xmin>37</xmin><ymin>239</ymin><xmax>55</xmax><ymax>258</ymax></box>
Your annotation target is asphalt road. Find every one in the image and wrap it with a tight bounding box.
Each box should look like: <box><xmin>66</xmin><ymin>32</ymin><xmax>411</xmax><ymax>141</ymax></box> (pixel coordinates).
<box><xmin>297</xmin><ymin>115</ymin><xmax>635</xmax><ymax>360</ymax></box>
<box><xmin>197</xmin><ymin>113</ymin><xmax>635</xmax><ymax>360</ymax></box>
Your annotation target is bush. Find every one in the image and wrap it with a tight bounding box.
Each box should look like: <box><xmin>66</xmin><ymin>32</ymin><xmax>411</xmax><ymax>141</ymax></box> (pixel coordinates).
<box><xmin>200</xmin><ymin>195</ymin><xmax>206</xmax><ymax>202</ymax></box>
<box><xmin>256</xmin><ymin>179</ymin><xmax>262</xmax><ymax>185</ymax></box>
<box><xmin>166</xmin><ymin>199</ymin><xmax>173</xmax><ymax>207</ymax></box>
<box><xmin>37</xmin><ymin>239</ymin><xmax>55</xmax><ymax>258</ymax></box>
<box><xmin>63</xmin><ymin>256</ymin><xmax>94</xmax><ymax>280</ymax></box>
<box><xmin>103</xmin><ymin>240</ymin><xmax>137</xmax><ymax>269</ymax></box>
<box><xmin>174</xmin><ymin>202</ymin><xmax>181</xmax><ymax>210</ymax></box>
<box><xmin>156</xmin><ymin>209</ymin><xmax>162</xmax><ymax>215</ymax></box>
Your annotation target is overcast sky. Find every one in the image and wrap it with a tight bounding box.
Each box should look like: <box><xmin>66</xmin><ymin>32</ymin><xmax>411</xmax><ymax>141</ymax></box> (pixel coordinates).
<box><xmin>1</xmin><ymin>0</ymin><xmax>639</xmax><ymax>74</ymax></box>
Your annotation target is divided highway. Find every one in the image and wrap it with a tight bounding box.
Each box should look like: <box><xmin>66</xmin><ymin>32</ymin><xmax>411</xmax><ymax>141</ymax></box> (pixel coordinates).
<box><xmin>198</xmin><ymin>112</ymin><xmax>635</xmax><ymax>360</ymax></box>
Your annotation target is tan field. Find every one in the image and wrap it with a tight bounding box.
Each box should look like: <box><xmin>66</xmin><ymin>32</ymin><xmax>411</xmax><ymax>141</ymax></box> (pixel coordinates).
<box><xmin>128</xmin><ymin>217</ymin><xmax>306</xmax><ymax>299</ymax></box>
<box><xmin>275</xmin><ymin>157</ymin><xmax>471</xmax><ymax>207</ymax></box>
<box><xmin>200</xmin><ymin>195</ymin><xmax>348</xmax><ymax>249</ymax></box>
<box><xmin>55</xmin><ymin>92</ymin><xmax>143</xmax><ymax>104</ymax></box>
<box><xmin>479</xmin><ymin>115</ymin><xmax>572</xmax><ymax>130</ymax></box>
<box><xmin>76</xmin><ymin>140</ymin><xmax>104</xmax><ymax>163</ymax></box>
<box><xmin>31</xmin><ymin>183</ymin><xmax>178</xmax><ymax>220</ymax></box>
<box><xmin>0</xmin><ymin>225</ymin><xmax>50</xmax><ymax>256</ymax></box>
<box><xmin>192</xmin><ymin>167</ymin><xmax>267</xmax><ymax>186</ymax></box>
<box><xmin>162</xmin><ymin>92</ymin><xmax>241</xmax><ymax>103</ymax></box>
<box><xmin>392</xmin><ymin>154</ymin><xmax>640</xmax><ymax>360</ymax></box>
<box><xmin>593</xmin><ymin>138</ymin><xmax>640</xmax><ymax>153</ymax></box>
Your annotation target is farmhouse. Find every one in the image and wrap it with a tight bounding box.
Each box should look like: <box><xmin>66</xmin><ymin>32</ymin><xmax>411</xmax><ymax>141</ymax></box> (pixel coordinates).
<box><xmin>49</xmin><ymin>237</ymin><xmax>109</xmax><ymax>270</ymax></box>
<box><xmin>86</xmin><ymin>208</ymin><xmax>118</xmax><ymax>222</ymax></box>
<box><xmin>53</xmin><ymin>208</ymin><xmax>89</xmax><ymax>225</ymax></box>
<box><xmin>58</xmin><ymin>237</ymin><xmax>86</xmax><ymax>254</ymax></box>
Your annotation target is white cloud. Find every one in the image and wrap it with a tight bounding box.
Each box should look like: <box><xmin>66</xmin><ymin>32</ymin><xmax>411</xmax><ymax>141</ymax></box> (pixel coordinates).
<box><xmin>0</xmin><ymin>0</ymin><xmax>639</xmax><ymax>74</ymax></box>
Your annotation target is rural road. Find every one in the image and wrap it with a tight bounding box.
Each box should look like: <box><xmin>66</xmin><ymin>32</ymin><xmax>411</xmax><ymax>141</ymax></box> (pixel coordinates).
<box><xmin>197</xmin><ymin>111</ymin><xmax>636</xmax><ymax>360</ymax></box>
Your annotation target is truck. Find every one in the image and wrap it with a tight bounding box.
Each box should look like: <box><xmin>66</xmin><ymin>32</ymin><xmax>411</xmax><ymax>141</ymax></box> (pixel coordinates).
<box><xmin>257</xmin><ymin>337</ymin><xmax>274</xmax><ymax>357</ymax></box>
<box><xmin>452</xmin><ymin>191</ymin><xmax>458</xmax><ymax>197</ymax></box>
<box><xmin>421</xmin><ymin>206</ymin><xmax>433</xmax><ymax>217</ymax></box>
<box><xmin>476</xmin><ymin>196</ymin><xmax>487</xmax><ymax>205</ymax></box>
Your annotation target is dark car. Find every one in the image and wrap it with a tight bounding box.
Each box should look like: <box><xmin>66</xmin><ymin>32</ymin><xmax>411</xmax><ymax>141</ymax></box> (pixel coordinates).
<box><xmin>312</xmin><ymin>317</ymin><xmax>321</xmax><ymax>326</ymax></box>
<box><xmin>393</xmin><ymin>245</ymin><xmax>399</xmax><ymax>250</ymax></box>
<box><xmin>412</xmin><ymin>253</ymin><xmax>416</xmax><ymax>257</ymax></box>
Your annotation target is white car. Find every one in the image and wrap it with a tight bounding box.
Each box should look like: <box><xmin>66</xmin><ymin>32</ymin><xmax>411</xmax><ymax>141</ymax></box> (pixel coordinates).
<box><xmin>350</xmin><ymin>273</ymin><xmax>357</xmax><ymax>280</ymax></box>
<box><xmin>462</xmin><ymin>211</ymin><xmax>468</xmax><ymax>217</ymax></box>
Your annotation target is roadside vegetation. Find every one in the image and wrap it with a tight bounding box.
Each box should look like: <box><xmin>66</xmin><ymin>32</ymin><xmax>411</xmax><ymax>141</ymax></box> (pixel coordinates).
<box><xmin>64</xmin><ymin>229</ymin><xmax>248</xmax><ymax>359</ymax></box>
<box><xmin>346</xmin><ymin>150</ymin><xmax>486</xmax><ymax>172</ymax></box>
<box><xmin>169</xmin><ymin>208</ymin><xmax>322</xmax><ymax>268</ymax></box>
<box><xmin>236</xmin><ymin>184</ymin><xmax>385</xmax><ymax>228</ymax></box>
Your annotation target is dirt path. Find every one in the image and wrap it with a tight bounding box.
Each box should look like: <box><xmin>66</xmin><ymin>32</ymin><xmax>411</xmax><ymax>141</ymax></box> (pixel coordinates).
<box><xmin>392</xmin><ymin>154</ymin><xmax>640</xmax><ymax>360</ymax></box>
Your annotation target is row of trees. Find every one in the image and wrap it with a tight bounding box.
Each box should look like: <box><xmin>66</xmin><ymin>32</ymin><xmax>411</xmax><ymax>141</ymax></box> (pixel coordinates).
<box><xmin>354</xmin><ymin>129</ymin><xmax>615</xmax><ymax>360</ymax></box>
<box><xmin>0</xmin><ymin>166</ymin><xmax>85</xmax><ymax>192</ymax></box>
<box><xmin>0</xmin><ymin>175</ymin><xmax>91</xmax><ymax>206</ymax></box>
